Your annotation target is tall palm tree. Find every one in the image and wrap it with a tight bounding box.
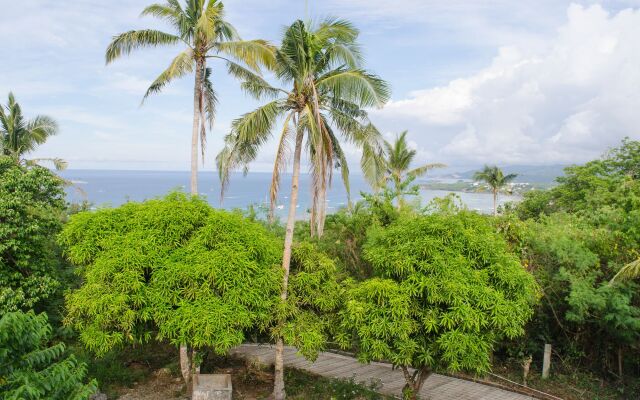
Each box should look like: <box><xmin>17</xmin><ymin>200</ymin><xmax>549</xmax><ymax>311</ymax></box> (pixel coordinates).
<box><xmin>0</xmin><ymin>92</ymin><xmax>65</xmax><ymax>170</ymax></box>
<box><xmin>105</xmin><ymin>0</ymin><xmax>275</xmax><ymax>195</ymax></box>
<box><xmin>217</xmin><ymin>19</ymin><xmax>390</xmax><ymax>399</ymax></box>
<box><xmin>381</xmin><ymin>131</ymin><xmax>445</xmax><ymax>209</ymax></box>
<box><xmin>473</xmin><ymin>165</ymin><xmax>517</xmax><ymax>216</ymax></box>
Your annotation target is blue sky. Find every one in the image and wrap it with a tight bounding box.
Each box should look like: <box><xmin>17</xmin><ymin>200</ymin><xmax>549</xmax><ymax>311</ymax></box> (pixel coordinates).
<box><xmin>2</xmin><ymin>0</ymin><xmax>640</xmax><ymax>171</ymax></box>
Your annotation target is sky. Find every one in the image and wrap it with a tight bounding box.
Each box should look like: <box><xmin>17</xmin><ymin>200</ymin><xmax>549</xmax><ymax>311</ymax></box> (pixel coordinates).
<box><xmin>1</xmin><ymin>0</ymin><xmax>640</xmax><ymax>171</ymax></box>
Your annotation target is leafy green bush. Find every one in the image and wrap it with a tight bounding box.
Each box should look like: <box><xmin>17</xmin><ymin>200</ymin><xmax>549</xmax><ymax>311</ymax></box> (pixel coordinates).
<box><xmin>0</xmin><ymin>310</ymin><xmax>97</xmax><ymax>399</ymax></box>
<box><xmin>511</xmin><ymin>139</ymin><xmax>640</xmax><ymax>379</ymax></box>
<box><xmin>0</xmin><ymin>157</ymin><xmax>66</xmax><ymax>314</ymax></box>
<box><xmin>339</xmin><ymin>211</ymin><xmax>538</xmax><ymax>399</ymax></box>
<box><xmin>61</xmin><ymin>192</ymin><xmax>282</xmax><ymax>359</ymax></box>
<box><xmin>278</xmin><ymin>243</ymin><xmax>346</xmax><ymax>360</ymax></box>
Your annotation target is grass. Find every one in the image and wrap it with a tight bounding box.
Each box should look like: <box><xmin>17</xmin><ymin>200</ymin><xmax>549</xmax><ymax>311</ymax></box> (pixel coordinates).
<box><xmin>284</xmin><ymin>368</ymin><xmax>389</xmax><ymax>400</ymax></box>
<box><xmin>75</xmin><ymin>346</ymin><xmax>392</xmax><ymax>400</ymax></box>
<box><xmin>482</xmin><ymin>359</ymin><xmax>639</xmax><ymax>400</ymax></box>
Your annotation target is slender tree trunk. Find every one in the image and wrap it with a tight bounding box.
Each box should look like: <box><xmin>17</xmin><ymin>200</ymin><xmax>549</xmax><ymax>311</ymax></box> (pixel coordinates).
<box><xmin>273</xmin><ymin>126</ymin><xmax>304</xmax><ymax>400</ymax></box>
<box><xmin>190</xmin><ymin>60</ymin><xmax>202</xmax><ymax>196</ymax></box>
<box><xmin>618</xmin><ymin>347</ymin><xmax>623</xmax><ymax>380</ymax></box>
<box><xmin>401</xmin><ymin>366</ymin><xmax>432</xmax><ymax>400</ymax></box>
<box><xmin>493</xmin><ymin>189</ymin><xmax>497</xmax><ymax>216</ymax></box>
<box><xmin>180</xmin><ymin>345</ymin><xmax>192</xmax><ymax>395</ymax></box>
<box><xmin>180</xmin><ymin>60</ymin><xmax>203</xmax><ymax>396</ymax></box>
<box><xmin>395</xmin><ymin>175</ymin><xmax>403</xmax><ymax>210</ymax></box>
<box><xmin>317</xmin><ymin>183</ymin><xmax>327</xmax><ymax>237</ymax></box>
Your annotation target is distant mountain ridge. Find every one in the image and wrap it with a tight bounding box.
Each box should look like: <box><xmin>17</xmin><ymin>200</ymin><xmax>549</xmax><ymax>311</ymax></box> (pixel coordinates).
<box><xmin>441</xmin><ymin>165</ymin><xmax>567</xmax><ymax>184</ymax></box>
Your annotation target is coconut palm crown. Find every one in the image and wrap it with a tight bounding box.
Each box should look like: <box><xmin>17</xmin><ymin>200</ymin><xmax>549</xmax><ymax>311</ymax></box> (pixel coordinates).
<box><xmin>381</xmin><ymin>130</ymin><xmax>445</xmax><ymax>208</ymax></box>
<box><xmin>0</xmin><ymin>92</ymin><xmax>65</xmax><ymax>170</ymax></box>
<box><xmin>105</xmin><ymin>0</ymin><xmax>275</xmax><ymax>194</ymax></box>
<box><xmin>217</xmin><ymin>18</ymin><xmax>390</xmax><ymax>234</ymax></box>
<box><xmin>473</xmin><ymin>165</ymin><xmax>517</xmax><ymax>216</ymax></box>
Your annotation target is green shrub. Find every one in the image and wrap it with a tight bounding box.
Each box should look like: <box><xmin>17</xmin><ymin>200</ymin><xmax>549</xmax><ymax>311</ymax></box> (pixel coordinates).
<box><xmin>0</xmin><ymin>311</ymin><xmax>97</xmax><ymax>399</ymax></box>
<box><xmin>61</xmin><ymin>192</ymin><xmax>282</xmax><ymax>359</ymax></box>
<box><xmin>0</xmin><ymin>157</ymin><xmax>66</xmax><ymax>314</ymax></box>
<box><xmin>339</xmin><ymin>211</ymin><xmax>538</xmax><ymax>399</ymax></box>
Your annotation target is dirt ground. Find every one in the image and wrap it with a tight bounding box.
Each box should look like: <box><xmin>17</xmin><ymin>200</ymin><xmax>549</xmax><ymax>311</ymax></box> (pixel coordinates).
<box><xmin>114</xmin><ymin>357</ymin><xmax>273</xmax><ymax>400</ymax></box>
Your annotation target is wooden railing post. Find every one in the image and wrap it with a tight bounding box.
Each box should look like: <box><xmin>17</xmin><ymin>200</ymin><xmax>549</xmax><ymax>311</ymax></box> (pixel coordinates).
<box><xmin>542</xmin><ymin>343</ymin><xmax>552</xmax><ymax>379</ymax></box>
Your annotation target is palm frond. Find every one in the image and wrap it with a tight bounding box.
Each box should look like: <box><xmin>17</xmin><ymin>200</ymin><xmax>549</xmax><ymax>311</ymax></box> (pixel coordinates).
<box><xmin>140</xmin><ymin>3</ymin><xmax>190</xmax><ymax>36</ymax></box>
<box><xmin>216</xmin><ymin>40</ymin><xmax>277</xmax><ymax>72</ymax></box>
<box><xmin>314</xmin><ymin>17</ymin><xmax>359</xmax><ymax>44</ymax></box>
<box><xmin>612</xmin><ymin>258</ymin><xmax>640</xmax><ymax>282</ymax></box>
<box><xmin>25</xmin><ymin>116</ymin><xmax>58</xmax><ymax>144</ymax></box>
<box><xmin>144</xmin><ymin>49</ymin><xmax>195</xmax><ymax>100</ymax></box>
<box><xmin>224</xmin><ymin>61</ymin><xmax>283</xmax><ymax>99</ymax></box>
<box><xmin>105</xmin><ymin>30</ymin><xmax>181</xmax><ymax>64</ymax></box>
<box><xmin>407</xmin><ymin>163</ymin><xmax>447</xmax><ymax>178</ymax></box>
<box><xmin>269</xmin><ymin>112</ymin><xmax>294</xmax><ymax>220</ymax></box>
<box><xmin>28</xmin><ymin>157</ymin><xmax>68</xmax><ymax>170</ymax></box>
<box><xmin>317</xmin><ymin>68</ymin><xmax>390</xmax><ymax>108</ymax></box>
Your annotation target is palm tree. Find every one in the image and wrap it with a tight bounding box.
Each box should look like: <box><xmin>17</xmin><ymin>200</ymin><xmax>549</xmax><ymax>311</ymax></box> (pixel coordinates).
<box><xmin>105</xmin><ymin>0</ymin><xmax>275</xmax><ymax>195</ymax></box>
<box><xmin>381</xmin><ymin>131</ymin><xmax>445</xmax><ymax>209</ymax></box>
<box><xmin>0</xmin><ymin>92</ymin><xmax>65</xmax><ymax>170</ymax></box>
<box><xmin>473</xmin><ymin>165</ymin><xmax>517</xmax><ymax>216</ymax></box>
<box><xmin>217</xmin><ymin>19</ymin><xmax>390</xmax><ymax>399</ymax></box>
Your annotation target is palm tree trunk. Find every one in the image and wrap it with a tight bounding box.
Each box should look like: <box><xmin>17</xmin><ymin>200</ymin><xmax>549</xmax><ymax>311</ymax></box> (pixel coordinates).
<box><xmin>273</xmin><ymin>126</ymin><xmax>304</xmax><ymax>400</ymax></box>
<box><xmin>317</xmin><ymin>187</ymin><xmax>326</xmax><ymax>237</ymax></box>
<box><xmin>493</xmin><ymin>189</ymin><xmax>497</xmax><ymax>216</ymax></box>
<box><xmin>190</xmin><ymin>60</ymin><xmax>202</xmax><ymax>196</ymax></box>
<box><xmin>181</xmin><ymin>59</ymin><xmax>203</xmax><ymax>395</ymax></box>
<box><xmin>394</xmin><ymin>175</ymin><xmax>403</xmax><ymax>210</ymax></box>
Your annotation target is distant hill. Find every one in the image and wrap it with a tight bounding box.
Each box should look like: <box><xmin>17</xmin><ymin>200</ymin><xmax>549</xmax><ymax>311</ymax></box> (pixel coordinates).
<box><xmin>444</xmin><ymin>165</ymin><xmax>567</xmax><ymax>184</ymax></box>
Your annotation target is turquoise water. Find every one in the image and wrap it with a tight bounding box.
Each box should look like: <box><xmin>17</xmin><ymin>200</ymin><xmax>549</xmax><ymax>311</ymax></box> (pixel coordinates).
<box><xmin>59</xmin><ymin>170</ymin><xmax>519</xmax><ymax>216</ymax></box>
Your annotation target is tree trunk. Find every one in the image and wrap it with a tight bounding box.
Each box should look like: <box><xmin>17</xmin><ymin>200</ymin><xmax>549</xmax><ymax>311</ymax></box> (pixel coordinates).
<box><xmin>180</xmin><ymin>344</ymin><xmax>192</xmax><ymax>396</ymax></box>
<box><xmin>181</xmin><ymin>61</ymin><xmax>202</xmax><ymax>398</ymax></box>
<box><xmin>317</xmin><ymin>183</ymin><xmax>327</xmax><ymax>237</ymax></box>
<box><xmin>401</xmin><ymin>366</ymin><xmax>431</xmax><ymax>400</ymax></box>
<box><xmin>618</xmin><ymin>347</ymin><xmax>623</xmax><ymax>380</ymax></box>
<box><xmin>190</xmin><ymin>60</ymin><xmax>202</xmax><ymax>196</ymax></box>
<box><xmin>395</xmin><ymin>175</ymin><xmax>403</xmax><ymax>210</ymax></box>
<box><xmin>493</xmin><ymin>189</ymin><xmax>498</xmax><ymax>216</ymax></box>
<box><xmin>273</xmin><ymin>127</ymin><xmax>304</xmax><ymax>400</ymax></box>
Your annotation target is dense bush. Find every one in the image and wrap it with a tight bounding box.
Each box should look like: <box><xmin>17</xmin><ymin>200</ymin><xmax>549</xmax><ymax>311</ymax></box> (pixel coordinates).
<box><xmin>61</xmin><ymin>193</ymin><xmax>282</xmax><ymax>365</ymax></box>
<box><xmin>0</xmin><ymin>156</ymin><xmax>67</xmax><ymax>314</ymax></box>
<box><xmin>278</xmin><ymin>242</ymin><xmax>345</xmax><ymax>360</ymax></box>
<box><xmin>338</xmin><ymin>211</ymin><xmax>538</xmax><ymax>399</ymax></box>
<box><xmin>511</xmin><ymin>139</ymin><xmax>640</xmax><ymax>380</ymax></box>
<box><xmin>0</xmin><ymin>310</ymin><xmax>97</xmax><ymax>399</ymax></box>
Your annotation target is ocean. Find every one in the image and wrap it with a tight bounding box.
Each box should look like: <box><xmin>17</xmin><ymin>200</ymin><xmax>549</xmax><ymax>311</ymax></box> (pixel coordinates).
<box><xmin>58</xmin><ymin>170</ymin><xmax>519</xmax><ymax>216</ymax></box>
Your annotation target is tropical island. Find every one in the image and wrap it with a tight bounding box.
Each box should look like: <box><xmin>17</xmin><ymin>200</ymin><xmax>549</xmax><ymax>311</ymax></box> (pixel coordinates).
<box><xmin>1</xmin><ymin>1</ymin><xmax>639</xmax><ymax>400</ymax></box>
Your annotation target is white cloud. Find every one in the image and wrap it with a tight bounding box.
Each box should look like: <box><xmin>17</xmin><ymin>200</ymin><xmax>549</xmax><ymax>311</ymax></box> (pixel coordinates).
<box><xmin>374</xmin><ymin>4</ymin><xmax>640</xmax><ymax>166</ymax></box>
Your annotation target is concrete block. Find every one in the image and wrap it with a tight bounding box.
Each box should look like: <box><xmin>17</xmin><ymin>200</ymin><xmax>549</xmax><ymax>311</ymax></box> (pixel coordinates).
<box><xmin>192</xmin><ymin>374</ymin><xmax>232</xmax><ymax>400</ymax></box>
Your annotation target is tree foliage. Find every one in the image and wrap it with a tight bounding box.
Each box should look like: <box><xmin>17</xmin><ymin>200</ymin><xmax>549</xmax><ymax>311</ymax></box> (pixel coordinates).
<box><xmin>61</xmin><ymin>193</ymin><xmax>282</xmax><ymax>356</ymax></box>
<box><xmin>0</xmin><ymin>311</ymin><xmax>97</xmax><ymax>400</ymax></box>
<box><xmin>507</xmin><ymin>139</ymin><xmax>640</xmax><ymax>378</ymax></box>
<box><xmin>473</xmin><ymin>165</ymin><xmax>517</xmax><ymax>216</ymax></box>
<box><xmin>379</xmin><ymin>131</ymin><xmax>445</xmax><ymax>208</ymax></box>
<box><xmin>338</xmin><ymin>211</ymin><xmax>538</xmax><ymax>399</ymax></box>
<box><xmin>216</xmin><ymin>18</ymin><xmax>390</xmax><ymax>234</ymax></box>
<box><xmin>0</xmin><ymin>157</ymin><xmax>66</xmax><ymax>314</ymax></box>
<box><xmin>0</xmin><ymin>93</ymin><xmax>66</xmax><ymax>170</ymax></box>
<box><xmin>276</xmin><ymin>243</ymin><xmax>345</xmax><ymax>361</ymax></box>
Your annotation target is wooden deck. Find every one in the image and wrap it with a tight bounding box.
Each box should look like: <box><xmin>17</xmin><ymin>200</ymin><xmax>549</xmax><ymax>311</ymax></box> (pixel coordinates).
<box><xmin>230</xmin><ymin>344</ymin><xmax>534</xmax><ymax>400</ymax></box>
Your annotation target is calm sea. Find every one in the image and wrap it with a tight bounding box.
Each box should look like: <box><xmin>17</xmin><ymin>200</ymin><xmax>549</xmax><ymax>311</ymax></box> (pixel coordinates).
<box><xmin>58</xmin><ymin>170</ymin><xmax>519</xmax><ymax>216</ymax></box>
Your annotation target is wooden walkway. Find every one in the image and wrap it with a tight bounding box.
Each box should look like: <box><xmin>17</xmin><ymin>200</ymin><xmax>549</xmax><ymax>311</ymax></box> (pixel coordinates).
<box><xmin>230</xmin><ymin>344</ymin><xmax>534</xmax><ymax>400</ymax></box>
